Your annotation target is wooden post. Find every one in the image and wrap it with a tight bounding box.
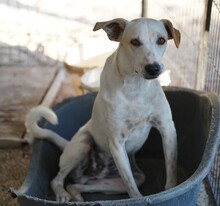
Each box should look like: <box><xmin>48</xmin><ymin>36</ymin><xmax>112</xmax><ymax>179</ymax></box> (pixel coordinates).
<box><xmin>141</xmin><ymin>0</ymin><xmax>147</xmax><ymax>17</ymax></box>
<box><xmin>196</xmin><ymin>0</ymin><xmax>212</xmax><ymax>90</ymax></box>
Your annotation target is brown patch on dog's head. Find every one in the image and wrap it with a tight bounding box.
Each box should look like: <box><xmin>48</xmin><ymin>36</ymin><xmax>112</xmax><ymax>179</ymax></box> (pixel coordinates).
<box><xmin>160</xmin><ymin>19</ymin><xmax>181</xmax><ymax>48</ymax></box>
<box><xmin>93</xmin><ymin>18</ymin><xmax>128</xmax><ymax>42</ymax></box>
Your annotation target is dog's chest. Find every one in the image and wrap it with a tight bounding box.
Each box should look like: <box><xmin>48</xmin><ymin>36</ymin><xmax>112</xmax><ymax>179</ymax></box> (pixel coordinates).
<box><xmin>119</xmin><ymin>103</ymin><xmax>152</xmax><ymax>149</ymax></box>
<box><xmin>111</xmin><ymin>90</ymin><xmax>154</xmax><ymax>146</ymax></box>
<box><xmin>91</xmin><ymin>78</ymin><xmax>161</xmax><ymax>152</ymax></box>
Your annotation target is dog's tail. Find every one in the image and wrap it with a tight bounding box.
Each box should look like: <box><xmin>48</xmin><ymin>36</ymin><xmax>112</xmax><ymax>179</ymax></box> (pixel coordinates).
<box><xmin>25</xmin><ymin>106</ymin><xmax>68</xmax><ymax>150</ymax></box>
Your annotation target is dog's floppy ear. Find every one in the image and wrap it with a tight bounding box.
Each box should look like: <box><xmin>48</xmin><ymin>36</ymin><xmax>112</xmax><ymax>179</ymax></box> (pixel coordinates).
<box><xmin>161</xmin><ymin>19</ymin><xmax>181</xmax><ymax>48</ymax></box>
<box><xmin>93</xmin><ymin>18</ymin><xmax>128</xmax><ymax>42</ymax></box>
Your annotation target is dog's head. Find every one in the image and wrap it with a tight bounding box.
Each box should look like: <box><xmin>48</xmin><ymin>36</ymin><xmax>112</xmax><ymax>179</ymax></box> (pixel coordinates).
<box><xmin>93</xmin><ymin>18</ymin><xmax>180</xmax><ymax>79</ymax></box>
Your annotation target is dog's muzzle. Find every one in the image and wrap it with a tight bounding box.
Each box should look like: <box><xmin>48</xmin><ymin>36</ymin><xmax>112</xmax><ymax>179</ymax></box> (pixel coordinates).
<box><xmin>144</xmin><ymin>62</ymin><xmax>162</xmax><ymax>79</ymax></box>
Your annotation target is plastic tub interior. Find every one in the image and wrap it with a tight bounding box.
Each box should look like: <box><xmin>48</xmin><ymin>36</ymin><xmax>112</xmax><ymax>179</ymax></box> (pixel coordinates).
<box><xmin>10</xmin><ymin>86</ymin><xmax>220</xmax><ymax>206</ymax></box>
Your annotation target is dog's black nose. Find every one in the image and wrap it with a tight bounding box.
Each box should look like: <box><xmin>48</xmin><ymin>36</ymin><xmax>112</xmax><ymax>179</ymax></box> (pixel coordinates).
<box><xmin>144</xmin><ymin>63</ymin><xmax>161</xmax><ymax>79</ymax></box>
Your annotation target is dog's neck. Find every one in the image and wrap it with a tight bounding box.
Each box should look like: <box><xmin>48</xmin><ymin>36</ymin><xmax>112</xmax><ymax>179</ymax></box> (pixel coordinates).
<box><xmin>115</xmin><ymin>45</ymin><xmax>135</xmax><ymax>78</ymax></box>
<box><xmin>100</xmin><ymin>47</ymin><xmax>156</xmax><ymax>101</ymax></box>
<box><xmin>114</xmin><ymin>46</ymin><xmax>154</xmax><ymax>89</ymax></box>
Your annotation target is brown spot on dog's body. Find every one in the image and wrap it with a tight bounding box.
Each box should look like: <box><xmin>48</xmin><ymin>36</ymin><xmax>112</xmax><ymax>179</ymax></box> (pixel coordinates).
<box><xmin>120</xmin><ymin>118</ymin><xmax>148</xmax><ymax>139</ymax></box>
<box><xmin>121</xmin><ymin>132</ymin><xmax>125</xmax><ymax>138</ymax></box>
<box><xmin>149</xmin><ymin>116</ymin><xmax>162</xmax><ymax>127</ymax></box>
<box><xmin>125</xmin><ymin>119</ymin><xmax>133</xmax><ymax>130</ymax></box>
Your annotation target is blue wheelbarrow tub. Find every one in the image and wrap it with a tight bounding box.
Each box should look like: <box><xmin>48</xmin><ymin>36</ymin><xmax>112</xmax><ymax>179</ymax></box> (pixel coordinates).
<box><xmin>10</xmin><ymin>86</ymin><xmax>220</xmax><ymax>206</ymax></box>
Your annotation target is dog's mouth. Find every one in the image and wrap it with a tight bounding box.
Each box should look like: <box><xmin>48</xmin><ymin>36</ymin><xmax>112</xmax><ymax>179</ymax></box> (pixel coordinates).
<box><xmin>143</xmin><ymin>70</ymin><xmax>162</xmax><ymax>79</ymax></box>
<box><xmin>135</xmin><ymin>68</ymin><xmax>162</xmax><ymax>79</ymax></box>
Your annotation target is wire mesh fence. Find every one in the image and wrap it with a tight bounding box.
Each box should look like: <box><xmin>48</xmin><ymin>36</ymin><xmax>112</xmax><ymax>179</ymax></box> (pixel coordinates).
<box><xmin>205</xmin><ymin>0</ymin><xmax>220</xmax><ymax>95</ymax></box>
<box><xmin>204</xmin><ymin>1</ymin><xmax>220</xmax><ymax>204</ymax></box>
<box><xmin>145</xmin><ymin>0</ymin><xmax>220</xmax><ymax>204</ymax></box>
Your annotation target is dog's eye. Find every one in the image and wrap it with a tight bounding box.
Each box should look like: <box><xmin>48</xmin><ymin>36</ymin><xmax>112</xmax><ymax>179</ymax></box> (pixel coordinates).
<box><xmin>157</xmin><ymin>37</ymin><xmax>166</xmax><ymax>45</ymax></box>
<box><xmin>130</xmin><ymin>39</ymin><xmax>142</xmax><ymax>47</ymax></box>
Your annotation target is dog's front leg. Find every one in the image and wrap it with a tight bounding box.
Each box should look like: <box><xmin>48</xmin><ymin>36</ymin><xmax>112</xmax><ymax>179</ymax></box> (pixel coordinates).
<box><xmin>109</xmin><ymin>139</ymin><xmax>142</xmax><ymax>198</ymax></box>
<box><xmin>159</xmin><ymin>120</ymin><xmax>177</xmax><ymax>190</ymax></box>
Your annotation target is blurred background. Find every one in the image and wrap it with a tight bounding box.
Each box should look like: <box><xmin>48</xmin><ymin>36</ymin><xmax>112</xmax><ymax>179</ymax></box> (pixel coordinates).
<box><xmin>0</xmin><ymin>0</ymin><xmax>219</xmax><ymax>205</ymax></box>
<box><xmin>0</xmin><ymin>0</ymin><xmax>219</xmax><ymax>91</ymax></box>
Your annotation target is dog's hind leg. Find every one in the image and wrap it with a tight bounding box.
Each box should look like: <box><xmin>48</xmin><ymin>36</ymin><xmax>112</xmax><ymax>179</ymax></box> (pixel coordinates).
<box><xmin>67</xmin><ymin>178</ymin><xmax>126</xmax><ymax>195</ymax></box>
<box><xmin>67</xmin><ymin>171</ymin><xmax>145</xmax><ymax>195</ymax></box>
<box><xmin>51</xmin><ymin>126</ymin><xmax>92</xmax><ymax>202</ymax></box>
<box><xmin>67</xmin><ymin>152</ymin><xmax>145</xmax><ymax>196</ymax></box>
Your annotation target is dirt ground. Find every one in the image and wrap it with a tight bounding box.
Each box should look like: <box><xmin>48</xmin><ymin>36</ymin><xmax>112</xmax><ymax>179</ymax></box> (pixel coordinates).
<box><xmin>0</xmin><ymin>145</ymin><xmax>31</xmax><ymax>206</ymax></box>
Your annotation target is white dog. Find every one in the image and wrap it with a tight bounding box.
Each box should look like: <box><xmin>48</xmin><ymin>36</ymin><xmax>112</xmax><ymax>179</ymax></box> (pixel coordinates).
<box><xmin>26</xmin><ymin>17</ymin><xmax>180</xmax><ymax>203</ymax></box>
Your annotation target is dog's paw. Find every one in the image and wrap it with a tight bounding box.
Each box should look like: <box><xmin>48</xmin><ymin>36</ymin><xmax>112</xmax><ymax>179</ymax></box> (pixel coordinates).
<box><xmin>165</xmin><ymin>180</ymin><xmax>176</xmax><ymax>190</ymax></box>
<box><xmin>56</xmin><ymin>191</ymin><xmax>71</xmax><ymax>203</ymax></box>
<box><xmin>66</xmin><ymin>185</ymin><xmax>84</xmax><ymax>201</ymax></box>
